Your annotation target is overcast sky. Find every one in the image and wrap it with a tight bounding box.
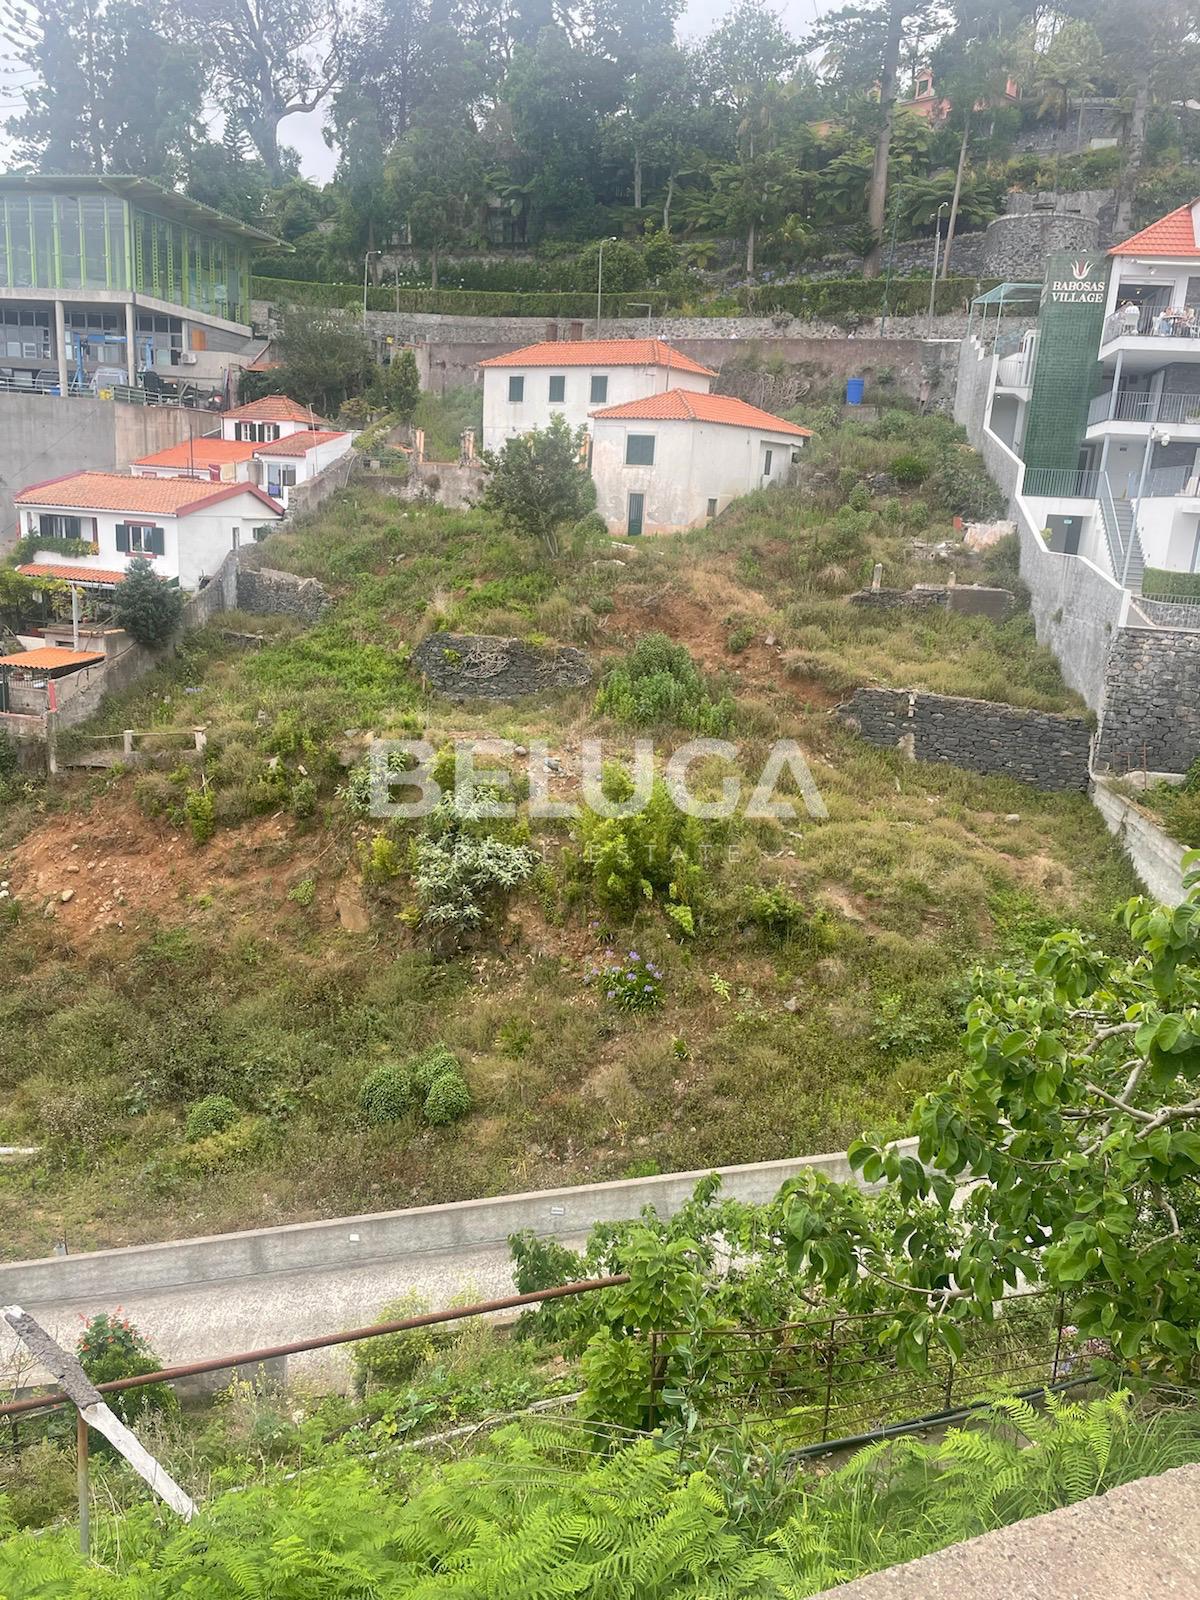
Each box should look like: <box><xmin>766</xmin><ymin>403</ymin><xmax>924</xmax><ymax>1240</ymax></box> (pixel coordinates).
<box><xmin>1</xmin><ymin>0</ymin><xmax>841</xmax><ymax>185</ymax></box>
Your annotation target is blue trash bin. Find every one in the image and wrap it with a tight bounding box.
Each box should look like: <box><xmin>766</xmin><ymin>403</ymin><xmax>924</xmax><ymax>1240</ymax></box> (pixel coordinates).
<box><xmin>845</xmin><ymin>376</ymin><xmax>865</xmax><ymax>406</ymax></box>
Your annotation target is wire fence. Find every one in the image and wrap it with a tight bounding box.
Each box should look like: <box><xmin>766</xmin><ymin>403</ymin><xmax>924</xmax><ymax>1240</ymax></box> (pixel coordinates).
<box><xmin>648</xmin><ymin>1290</ymin><xmax>1079</xmax><ymax>1449</ymax></box>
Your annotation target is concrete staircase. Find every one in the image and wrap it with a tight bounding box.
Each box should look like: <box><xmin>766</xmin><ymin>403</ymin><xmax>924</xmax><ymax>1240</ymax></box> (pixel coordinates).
<box><xmin>1099</xmin><ymin>480</ymin><xmax>1146</xmax><ymax>590</ymax></box>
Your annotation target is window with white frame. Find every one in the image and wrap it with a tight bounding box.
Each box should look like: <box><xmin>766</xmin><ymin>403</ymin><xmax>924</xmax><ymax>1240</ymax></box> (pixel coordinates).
<box><xmin>115</xmin><ymin>522</ymin><xmax>165</xmax><ymax>555</ymax></box>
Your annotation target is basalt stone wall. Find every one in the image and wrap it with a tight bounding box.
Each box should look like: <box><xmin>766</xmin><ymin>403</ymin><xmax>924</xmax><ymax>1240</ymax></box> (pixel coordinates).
<box><xmin>1095</xmin><ymin>628</ymin><xmax>1200</xmax><ymax>774</ymax></box>
<box><xmin>837</xmin><ymin>687</ymin><xmax>1092</xmax><ymax>790</ymax></box>
<box><xmin>848</xmin><ymin>585</ymin><xmax>1015</xmax><ymax>619</ymax></box>
<box><xmin>412</xmin><ymin>633</ymin><xmax>593</xmax><ymax>699</ymax></box>
<box><xmin>236</xmin><ymin>564</ymin><xmax>332</xmax><ymax>624</ymax></box>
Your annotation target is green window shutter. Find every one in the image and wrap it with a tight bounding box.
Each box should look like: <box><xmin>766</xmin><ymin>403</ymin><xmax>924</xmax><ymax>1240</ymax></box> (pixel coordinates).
<box><xmin>625</xmin><ymin>434</ymin><xmax>655</xmax><ymax>465</ymax></box>
<box><xmin>149</xmin><ymin>526</ymin><xmax>165</xmax><ymax>556</ymax></box>
<box><xmin>115</xmin><ymin>523</ymin><xmax>130</xmax><ymax>552</ymax></box>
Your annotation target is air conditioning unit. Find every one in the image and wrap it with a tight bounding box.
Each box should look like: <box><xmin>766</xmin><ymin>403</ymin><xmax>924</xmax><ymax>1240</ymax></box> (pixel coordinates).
<box><xmin>178</xmin><ymin>351</ymin><xmax>198</xmax><ymax>365</ymax></box>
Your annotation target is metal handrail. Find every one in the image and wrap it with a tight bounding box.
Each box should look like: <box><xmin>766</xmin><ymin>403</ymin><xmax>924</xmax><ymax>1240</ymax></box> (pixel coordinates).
<box><xmin>1089</xmin><ymin>390</ymin><xmax>1200</xmax><ymax>427</ymax></box>
<box><xmin>0</xmin><ymin>372</ymin><xmax>214</xmax><ymax>409</ymax></box>
<box><xmin>1103</xmin><ymin>306</ymin><xmax>1200</xmax><ymax>344</ymax></box>
<box><xmin>1098</xmin><ymin>475</ymin><xmax>1129</xmax><ymax>580</ymax></box>
<box><xmin>1024</xmin><ymin>467</ymin><xmax>1100</xmax><ymax>498</ymax></box>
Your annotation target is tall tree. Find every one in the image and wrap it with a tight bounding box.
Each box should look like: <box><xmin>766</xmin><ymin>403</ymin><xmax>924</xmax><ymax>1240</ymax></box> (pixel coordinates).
<box><xmin>387</xmin><ymin>120</ymin><xmax>487</xmax><ymax>288</ymax></box>
<box><xmin>3</xmin><ymin>0</ymin><xmax>204</xmax><ymax>177</ymax></box>
<box><xmin>186</xmin><ymin>0</ymin><xmax>346</xmax><ymax>181</ymax></box>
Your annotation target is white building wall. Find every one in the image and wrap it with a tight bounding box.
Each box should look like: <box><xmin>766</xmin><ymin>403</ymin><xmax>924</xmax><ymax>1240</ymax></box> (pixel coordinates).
<box><xmin>255</xmin><ymin>433</ymin><xmax>353</xmax><ymax>506</ymax></box>
<box><xmin>220</xmin><ymin>415</ymin><xmax>314</xmax><ymax>444</ymax></box>
<box><xmin>21</xmin><ymin>488</ymin><xmax>280</xmax><ymax>589</ymax></box>
<box><xmin>590</xmin><ymin>417</ymin><xmax>802</xmax><ymax>535</ymax></box>
<box><xmin>481</xmin><ymin>364</ymin><xmax>711</xmax><ymax>454</ymax></box>
<box><xmin>131</xmin><ymin>457</ymin><xmax>258</xmax><ymax>484</ymax></box>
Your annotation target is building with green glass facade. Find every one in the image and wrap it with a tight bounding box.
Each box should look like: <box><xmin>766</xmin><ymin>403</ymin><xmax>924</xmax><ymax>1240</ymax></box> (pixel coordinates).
<box><xmin>0</xmin><ymin>174</ymin><xmax>280</xmax><ymax>394</ymax></box>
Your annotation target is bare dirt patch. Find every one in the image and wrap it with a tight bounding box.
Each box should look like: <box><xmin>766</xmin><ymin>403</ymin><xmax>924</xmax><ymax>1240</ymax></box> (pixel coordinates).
<box><xmin>3</xmin><ymin>794</ymin><xmax>334</xmax><ymax>943</ymax></box>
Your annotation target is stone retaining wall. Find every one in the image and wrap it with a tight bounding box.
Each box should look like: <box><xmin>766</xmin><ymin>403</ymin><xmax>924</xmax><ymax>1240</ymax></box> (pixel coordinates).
<box><xmin>235</xmin><ymin>564</ymin><xmax>331</xmax><ymax>624</ymax></box>
<box><xmin>1095</xmin><ymin>627</ymin><xmax>1200</xmax><ymax>774</ymax></box>
<box><xmin>837</xmin><ymin>686</ymin><xmax>1092</xmax><ymax>791</ymax></box>
<box><xmin>412</xmin><ymin>632</ymin><xmax>592</xmax><ymax>698</ymax></box>
<box><xmin>848</xmin><ymin>585</ymin><xmax>1014</xmax><ymax>619</ymax></box>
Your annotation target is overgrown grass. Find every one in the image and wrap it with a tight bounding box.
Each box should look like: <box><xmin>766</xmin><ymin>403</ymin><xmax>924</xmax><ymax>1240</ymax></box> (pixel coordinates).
<box><xmin>0</xmin><ymin>410</ymin><xmax>1137</xmax><ymax>1254</ymax></box>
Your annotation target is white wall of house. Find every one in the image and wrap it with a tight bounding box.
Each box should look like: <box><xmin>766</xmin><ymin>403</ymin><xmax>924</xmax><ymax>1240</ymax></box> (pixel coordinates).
<box><xmin>481</xmin><ymin>364</ymin><xmax>710</xmax><ymax>454</ymax></box>
<box><xmin>255</xmin><ymin>434</ymin><xmax>353</xmax><ymax>507</ymax></box>
<box><xmin>20</xmin><ymin>488</ymin><xmax>280</xmax><ymax>589</ymax></box>
<box><xmin>220</xmin><ymin>415</ymin><xmax>315</xmax><ymax>444</ymax></box>
<box><xmin>590</xmin><ymin>417</ymin><xmax>802</xmax><ymax>535</ymax></box>
<box><xmin>1106</xmin><ymin>254</ymin><xmax>1200</xmax><ymax>323</ymax></box>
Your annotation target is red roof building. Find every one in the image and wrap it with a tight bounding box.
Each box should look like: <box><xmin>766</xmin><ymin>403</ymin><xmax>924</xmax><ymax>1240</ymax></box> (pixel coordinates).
<box><xmin>592</xmin><ymin>389</ymin><xmax>811</xmax><ymax>435</ymax></box>
<box><xmin>1110</xmin><ymin>202</ymin><xmax>1200</xmax><ymax>258</ymax></box>
<box><xmin>478</xmin><ymin>338</ymin><xmax>715</xmax><ymax>377</ymax></box>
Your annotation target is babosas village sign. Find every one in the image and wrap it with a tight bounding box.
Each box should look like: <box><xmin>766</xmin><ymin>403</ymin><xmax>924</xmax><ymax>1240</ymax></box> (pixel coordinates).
<box><xmin>1046</xmin><ymin>259</ymin><xmax>1107</xmax><ymax>304</ymax></box>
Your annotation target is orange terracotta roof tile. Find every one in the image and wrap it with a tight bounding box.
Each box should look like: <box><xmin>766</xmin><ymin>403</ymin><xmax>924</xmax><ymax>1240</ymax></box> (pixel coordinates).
<box><xmin>591</xmin><ymin>388</ymin><xmax>812</xmax><ymax>436</ymax></box>
<box><xmin>253</xmin><ymin>429</ymin><xmax>349</xmax><ymax>456</ymax></box>
<box><xmin>222</xmin><ymin>395</ymin><xmax>331</xmax><ymax>424</ymax></box>
<box><xmin>132</xmin><ymin>438</ymin><xmax>257</xmax><ymax>469</ymax></box>
<box><xmin>17</xmin><ymin>563</ymin><xmax>128</xmax><ymax>585</ymax></box>
<box><xmin>477</xmin><ymin>338</ymin><xmax>716</xmax><ymax>377</ymax></box>
<box><xmin>0</xmin><ymin>646</ymin><xmax>105</xmax><ymax>670</ymax></box>
<box><xmin>1110</xmin><ymin>202</ymin><xmax>1200</xmax><ymax>257</ymax></box>
<box><xmin>15</xmin><ymin>472</ymin><xmax>284</xmax><ymax>517</ymax></box>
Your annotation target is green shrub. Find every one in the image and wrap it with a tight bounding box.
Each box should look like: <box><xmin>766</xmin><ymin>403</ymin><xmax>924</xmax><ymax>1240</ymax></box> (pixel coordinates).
<box><xmin>288</xmin><ymin>876</ymin><xmax>316</xmax><ymax>907</ymax></box>
<box><xmin>890</xmin><ymin>453</ymin><xmax>929</xmax><ymax>486</ymax></box>
<box><xmin>361</xmin><ymin>832</ymin><xmax>403</xmax><ymax>884</ymax></box>
<box><xmin>112</xmin><ymin>557</ymin><xmax>184</xmax><ymax>647</ymax></box>
<box><xmin>359</xmin><ymin>1062</ymin><xmax>420</xmax><ymax>1125</ymax></box>
<box><xmin>184</xmin><ymin>1093</ymin><xmax>238</xmax><ymax>1142</ymax></box>
<box><xmin>178</xmin><ymin>1115</ymin><xmax>268</xmax><ymax>1172</ymax></box>
<box><xmin>573</xmin><ymin>770</ymin><xmax>707</xmax><ymax>919</ymax></box>
<box><xmin>423</xmin><ymin>1071</ymin><xmax>472</xmax><ymax>1126</ymax></box>
<box><xmin>351</xmin><ymin>1291</ymin><xmax>439</xmax><ymax>1393</ymax></box>
<box><xmin>747</xmin><ymin>885</ymin><xmax>816</xmax><ymax>945</ymax></box>
<box><xmin>846</xmin><ymin>480</ymin><xmax>871</xmax><ymax>509</ymax></box>
<box><xmin>183</xmin><ymin>789</ymin><xmax>215</xmax><ymax>845</ymax></box>
<box><xmin>727</xmin><ymin>623</ymin><xmax>755</xmax><ymax>653</ymax></box>
<box><xmin>411</xmin><ymin>789</ymin><xmax>537</xmax><ymax>930</ymax></box>
<box><xmin>0</xmin><ymin>731</ymin><xmax>17</xmax><ymax>785</ymax></box>
<box><xmin>1143</xmin><ymin>567</ymin><xmax>1200</xmax><ymax>601</ymax></box>
<box><xmin>77</xmin><ymin>1311</ymin><xmax>176</xmax><ymax>1426</ymax></box>
<box><xmin>289</xmin><ymin>777</ymin><xmax>317</xmax><ymax>817</ymax></box>
<box><xmin>594</xmin><ymin>632</ymin><xmax>734</xmax><ymax>735</ymax></box>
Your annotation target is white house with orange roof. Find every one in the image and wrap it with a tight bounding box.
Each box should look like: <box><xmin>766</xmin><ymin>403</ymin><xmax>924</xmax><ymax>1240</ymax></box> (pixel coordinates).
<box><xmin>251</xmin><ymin>429</ymin><xmax>354</xmax><ymax>507</ymax></box>
<box><xmin>588</xmin><ymin>390</ymin><xmax>810</xmax><ymax>536</ymax></box>
<box><xmin>477</xmin><ymin>338</ymin><xmax>716</xmax><ymax>454</ymax></box>
<box><xmin>219</xmin><ymin>394</ymin><xmax>331</xmax><ymax>444</ymax></box>
<box><xmin>13</xmin><ymin>471</ymin><xmax>284</xmax><ymax>591</ymax></box>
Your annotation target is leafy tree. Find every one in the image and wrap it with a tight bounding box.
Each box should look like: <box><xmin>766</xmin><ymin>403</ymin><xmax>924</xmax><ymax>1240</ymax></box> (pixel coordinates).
<box><xmin>4</xmin><ymin>0</ymin><xmax>205</xmax><ymax>178</ymax></box>
<box><xmin>1022</xmin><ymin>16</ymin><xmax>1102</xmax><ymax>129</ymax></box>
<box><xmin>787</xmin><ymin>858</ymin><xmax>1200</xmax><ymax>1378</ymax></box>
<box><xmin>378</xmin><ymin>349</ymin><xmax>421</xmax><ymax>420</ymax></box>
<box><xmin>76</xmin><ymin>1311</ymin><xmax>176</xmax><ymax>1426</ymax></box>
<box><xmin>185</xmin><ymin>0</ymin><xmax>346</xmax><ymax>180</ymax></box>
<box><xmin>113</xmin><ymin>557</ymin><xmax>184</xmax><ymax>648</ymax></box>
<box><xmin>481</xmin><ymin>413</ymin><xmax>595</xmax><ymax>556</ymax></box>
<box><xmin>386</xmin><ymin>121</ymin><xmax>487</xmax><ymax>290</ymax></box>
<box><xmin>273</xmin><ymin>306</ymin><xmax>370</xmax><ymax>412</ymax></box>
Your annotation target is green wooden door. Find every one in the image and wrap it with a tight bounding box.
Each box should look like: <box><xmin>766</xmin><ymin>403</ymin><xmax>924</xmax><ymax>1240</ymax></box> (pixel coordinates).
<box><xmin>627</xmin><ymin>492</ymin><xmax>644</xmax><ymax>537</ymax></box>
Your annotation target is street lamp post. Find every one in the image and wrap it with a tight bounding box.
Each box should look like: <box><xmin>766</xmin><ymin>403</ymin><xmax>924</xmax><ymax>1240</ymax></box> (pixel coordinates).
<box><xmin>596</xmin><ymin>237</ymin><xmax>616</xmax><ymax>335</ymax></box>
<box><xmin>1127</xmin><ymin>425</ymin><xmax>1170</xmax><ymax>587</ymax></box>
<box><xmin>362</xmin><ymin>249</ymin><xmax>380</xmax><ymax>334</ymax></box>
<box><xmin>927</xmin><ymin>204</ymin><xmax>950</xmax><ymax>335</ymax></box>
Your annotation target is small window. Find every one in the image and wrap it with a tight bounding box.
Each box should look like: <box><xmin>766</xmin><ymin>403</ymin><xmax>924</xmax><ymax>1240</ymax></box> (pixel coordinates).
<box><xmin>508</xmin><ymin>374</ymin><xmax>524</xmax><ymax>402</ymax></box>
<box><xmin>548</xmin><ymin>374</ymin><xmax>565</xmax><ymax>403</ymax></box>
<box><xmin>590</xmin><ymin>374</ymin><xmax>608</xmax><ymax>404</ymax></box>
<box><xmin>116</xmin><ymin>522</ymin><xmax>165</xmax><ymax>556</ymax></box>
<box><xmin>706</xmin><ymin>498</ymin><xmax>718</xmax><ymax>518</ymax></box>
<box><xmin>763</xmin><ymin>448</ymin><xmax>773</xmax><ymax>475</ymax></box>
<box><xmin>625</xmin><ymin>433</ymin><xmax>655</xmax><ymax>466</ymax></box>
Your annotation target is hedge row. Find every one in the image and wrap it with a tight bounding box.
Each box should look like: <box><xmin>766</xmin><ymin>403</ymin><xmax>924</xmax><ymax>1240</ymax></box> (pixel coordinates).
<box><xmin>251</xmin><ymin>275</ymin><xmax>996</xmax><ymax>323</ymax></box>
<box><xmin>1141</xmin><ymin>567</ymin><xmax>1200</xmax><ymax>602</ymax></box>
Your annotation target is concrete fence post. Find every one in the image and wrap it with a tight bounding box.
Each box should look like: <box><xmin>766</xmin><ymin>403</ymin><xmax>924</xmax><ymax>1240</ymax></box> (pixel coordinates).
<box><xmin>871</xmin><ymin>562</ymin><xmax>883</xmax><ymax>592</ymax></box>
<box><xmin>122</xmin><ymin>730</ymin><xmax>134</xmax><ymax>756</ymax></box>
<box><xmin>193</xmin><ymin>729</ymin><xmax>207</xmax><ymax>754</ymax></box>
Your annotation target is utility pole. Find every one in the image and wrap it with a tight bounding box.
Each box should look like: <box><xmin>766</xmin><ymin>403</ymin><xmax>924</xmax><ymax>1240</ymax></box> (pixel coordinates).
<box><xmin>596</xmin><ymin>238</ymin><xmax>616</xmax><ymax>335</ymax></box>
<box><xmin>928</xmin><ymin>204</ymin><xmax>949</xmax><ymax>335</ymax></box>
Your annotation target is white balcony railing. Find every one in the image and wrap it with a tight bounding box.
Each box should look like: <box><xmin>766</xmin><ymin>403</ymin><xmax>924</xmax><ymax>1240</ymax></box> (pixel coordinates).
<box><xmin>1102</xmin><ymin>306</ymin><xmax>1200</xmax><ymax>345</ymax></box>
<box><xmin>1088</xmin><ymin>390</ymin><xmax>1200</xmax><ymax>427</ymax></box>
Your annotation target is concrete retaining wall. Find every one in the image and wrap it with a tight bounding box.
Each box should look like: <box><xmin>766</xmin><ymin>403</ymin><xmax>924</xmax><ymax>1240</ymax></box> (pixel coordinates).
<box><xmin>235</xmin><ymin>562</ymin><xmax>331</xmax><ymax>623</ymax></box>
<box><xmin>1090</xmin><ymin>778</ymin><xmax>1187</xmax><ymax>904</ymax></box>
<box><xmin>837</xmin><ymin>687</ymin><xmax>1092</xmax><ymax>791</ymax></box>
<box><xmin>286</xmin><ymin>447</ymin><xmax>357</xmax><ymax>519</ymax></box>
<box><xmin>0</xmin><ymin>392</ymin><xmax>211</xmax><ymax>545</ymax></box>
<box><xmin>1</xmin><ymin>1145</ymin><xmax>910</xmax><ymax>1306</ymax></box>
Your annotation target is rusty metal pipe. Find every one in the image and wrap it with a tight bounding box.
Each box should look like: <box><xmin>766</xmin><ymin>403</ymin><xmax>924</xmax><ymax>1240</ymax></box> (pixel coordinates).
<box><xmin>0</xmin><ymin>1273</ymin><xmax>628</xmax><ymax>1419</ymax></box>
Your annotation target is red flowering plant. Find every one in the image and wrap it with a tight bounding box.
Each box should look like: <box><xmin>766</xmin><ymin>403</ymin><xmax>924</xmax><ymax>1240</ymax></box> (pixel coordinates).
<box><xmin>76</xmin><ymin>1310</ymin><xmax>176</xmax><ymax>1427</ymax></box>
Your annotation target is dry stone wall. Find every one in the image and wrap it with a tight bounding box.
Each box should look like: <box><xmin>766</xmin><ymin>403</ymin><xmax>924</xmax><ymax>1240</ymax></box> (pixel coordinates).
<box><xmin>235</xmin><ymin>564</ymin><xmax>331</xmax><ymax>623</ymax></box>
<box><xmin>1094</xmin><ymin>627</ymin><xmax>1200</xmax><ymax>775</ymax></box>
<box><xmin>837</xmin><ymin>686</ymin><xmax>1092</xmax><ymax>791</ymax></box>
<box><xmin>412</xmin><ymin>633</ymin><xmax>592</xmax><ymax>699</ymax></box>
